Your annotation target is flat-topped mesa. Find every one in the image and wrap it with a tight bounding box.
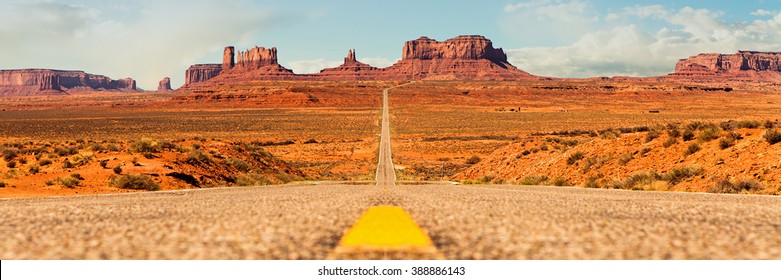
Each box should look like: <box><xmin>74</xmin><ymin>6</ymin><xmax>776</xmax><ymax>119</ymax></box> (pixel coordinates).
<box><xmin>185</xmin><ymin>64</ymin><xmax>222</xmax><ymax>85</ymax></box>
<box><xmin>0</xmin><ymin>69</ymin><xmax>136</xmax><ymax>96</ymax></box>
<box><xmin>236</xmin><ymin>46</ymin><xmax>278</xmax><ymax>70</ymax></box>
<box><xmin>180</xmin><ymin>35</ymin><xmax>534</xmax><ymax>86</ymax></box>
<box><xmin>402</xmin><ymin>35</ymin><xmax>509</xmax><ymax>65</ymax></box>
<box><xmin>675</xmin><ymin>51</ymin><xmax>781</xmax><ymax>74</ymax></box>
<box><xmin>158</xmin><ymin>77</ymin><xmax>172</xmax><ymax>91</ymax></box>
<box><xmin>382</xmin><ymin>35</ymin><xmax>530</xmax><ymax>80</ymax></box>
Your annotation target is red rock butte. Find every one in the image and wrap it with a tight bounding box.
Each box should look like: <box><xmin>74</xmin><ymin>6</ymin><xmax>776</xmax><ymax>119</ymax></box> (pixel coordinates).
<box><xmin>181</xmin><ymin>35</ymin><xmax>535</xmax><ymax>89</ymax></box>
<box><xmin>0</xmin><ymin>69</ymin><xmax>136</xmax><ymax>96</ymax></box>
<box><xmin>668</xmin><ymin>51</ymin><xmax>781</xmax><ymax>82</ymax></box>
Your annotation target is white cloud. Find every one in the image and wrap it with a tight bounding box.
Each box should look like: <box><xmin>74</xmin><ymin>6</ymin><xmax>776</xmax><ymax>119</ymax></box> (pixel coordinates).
<box><xmin>621</xmin><ymin>5</ymin><xmax>669</xmax><ymax>19</ymax></box>
<box><xmin>751</xmin><ymin>9</ymin><xmax>775</xmax><ymax>16</ymax></box>
<box><xmin>287</xmin><ymin>59</ymin><xmax>341</xmax><ymax>74</ymax></box>
<box><xmin>501</xmin><ymin>0</ymin><xmax>599</xmax><ymax>46</ymax></box>
<box><xmin>361</xmin><ymin>57</ymin><xmax>395</xmax><ymax>68</ymax></box>
<box><xmin>0</xmin><ymin>1</ymin><xmax>289</xmax><ymax>89</ymax></box>
<box><xmin>506</xmin><ymin>5</ymin><xmax>781</xmax><ymax>78</ymax></box>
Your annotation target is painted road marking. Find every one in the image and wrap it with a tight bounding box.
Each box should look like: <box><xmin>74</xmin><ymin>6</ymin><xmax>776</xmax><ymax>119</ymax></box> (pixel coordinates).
<box><xmin>331</xmin><ymin>205</ymin><xmax>440</xmax><ymax>259</ymax></box>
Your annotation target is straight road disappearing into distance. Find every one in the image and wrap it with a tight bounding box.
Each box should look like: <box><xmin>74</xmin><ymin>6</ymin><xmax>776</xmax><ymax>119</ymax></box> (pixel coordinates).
<box><xmin>2</xmin><ymin>86</ymin><xmax>781</xmax><ymax>259</ymax></box>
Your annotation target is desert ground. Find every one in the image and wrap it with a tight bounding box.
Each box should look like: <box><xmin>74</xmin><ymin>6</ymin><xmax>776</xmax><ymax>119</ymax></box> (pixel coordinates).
<box><xmin>1</xmin><ymin>80</ymin><xmax>780</xmax><ymax>197</ymax></box>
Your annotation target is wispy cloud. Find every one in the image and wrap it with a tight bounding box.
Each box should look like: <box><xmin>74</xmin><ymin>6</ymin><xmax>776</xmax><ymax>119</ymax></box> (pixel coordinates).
<box><xmin>504</xmin><ymin>3</ymin><xmax>781</xmax><ymax>78</ymax></box>
<box><xmin>0</xmin><ymin>0</ymin><xmax>292</xmax><ymax>89</ymax></box>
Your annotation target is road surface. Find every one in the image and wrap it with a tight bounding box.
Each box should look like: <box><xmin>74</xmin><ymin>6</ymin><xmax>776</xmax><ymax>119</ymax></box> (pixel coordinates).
<box><xmin>375</xmin><ymin>86</ymin><xmax>396</xmax><ymax>187</ymax></box>
<box><xmin>1</xmin><ymin>86</ymin><xmax>781</xmax><ymax>259</ymax></box>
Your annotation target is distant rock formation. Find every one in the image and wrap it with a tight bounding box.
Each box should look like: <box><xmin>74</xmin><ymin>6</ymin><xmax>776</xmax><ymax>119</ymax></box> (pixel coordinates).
<box><xmin>158</xmin><ymin>77</ymin><xmax>172</xmax><ymax>91</ymax></box>
<box><xmin>223</xmin><ymin>46</ymin><xmax>235</xmax><ymax>70</ymax></box>
<box><xmin>401</xmin><ymin>35</ymin><xmax>508</xmax><ymax>63</ymax></box>
<box><xmin>670</xmin><ymin>51</ymin><xmax>781</xmax><ymax>82</ymax></box>
<box><xmin>236</xmin><ymin>46</ymin><xmax>279</xmax><ymax>70</ymax></box>
<box><xmin>378</xmin><ymin>35</ymin><xmax>530</xmax><ymax>80</ymax></box>
<box><xmin>675</xmin><ymin>51</ymin><xmax>781</xmax><ymax>73</ymax></box>
<box><xmin>0</xmin><ymin>69</ymin><xmax>136</xmax><ymax>96</ymax></box>
<box><xmin>185</xmin><ymin>64</ymin><xmax>222</xmax><ymax>85</ymax></box>
<box><xmin>180</xmin><ymin>35</ymin><xmax>534</xmax><ymax>88</ymax></box>
<box><xmin>318</xmin><ymin>49</ymin><xmax>379</xmax><ymax>79</ymax></box>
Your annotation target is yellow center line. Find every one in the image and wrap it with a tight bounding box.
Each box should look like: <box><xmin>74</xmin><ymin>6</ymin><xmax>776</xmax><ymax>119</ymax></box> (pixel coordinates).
<box><xmin>330</xmin><ymin>205</ymin><xmax>441</xmax><ymax>259</ymax></box>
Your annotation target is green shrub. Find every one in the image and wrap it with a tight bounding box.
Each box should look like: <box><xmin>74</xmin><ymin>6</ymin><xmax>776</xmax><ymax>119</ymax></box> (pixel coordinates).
<box><xmin>110</xmin><ymin>174</ymin><xmax>160</xmax><ymax>191</ymax></box>
<box><xmin>685</xmin><ymin>143</ymin><xmax>700</xmax><ymax>155</ymax></box>
<box><xmin>48</xmin><ymin>176</ymin><xmax>80</xmax><ymax>188</ymax></box>
<box><xmin>28</xmin><ymin>164</ymin><xmax>40</xmax><ymax>174</ymax></box>
<box><xmin>2</xmin><ymin>147</ymin><xmax>19</xmax><ymax>161</ymax></box>
<box><xmin>566</xmin><ymin>151</ymin><xmax>584</xmax><ymax>165</ymax></box>
<box><xmin>6</xmin><ymin>161</ymin><xmax>16</xmax><ymax>168</ymax></box>
<box><xmin>130</xmin><ymin>138</ymin><xmax>160</xmax><ymax>153</ymax></box>
<box><xmin>618</xmin><ymin>153</ymin><xmax>633</xmax><ymax>165</ymax></box>
<box><xmin>38</xmin><ymin>158</ymin><xmax>52</xmax><ymax>166</ymax></box>
<box><xmin>552</xmin><ymin>177</ymin><xmax>570</xmax><ymax>186</ymax></box>
<box><xmin>736</xmin><ymin>120</ymin><xmax>761</xmax><ymax>129</ymax></box>
<box><xmin>765</xmin><ymin>129</ymin><xmax>781</xmax><ymax>145</ymax></box>
<box><xmin>639</xmin><ymin>147</ymin><xmax>652</xmax><ymax>155</ymax></box>
<box><xmin>718</xmin><ymin>131</ymin><xmax>741</xmax><ymax>150</ymax></box>
<box><xmin>226</xmin><ymin>157</ymin><xmax>251</xmax><ymax>172</ymax></box>
<box><xmin>697</xmin><ymin>127</ymin><xmax>721</xmax><ymax>142</ymax></box>
<box><xmin>764</xmin><ymin>120</ymin><xmax>775</xmax><ymax>129</ymax></box>
<box><xmin>708</xmin><ymin>178</ymin><xmax>763</xmax><ymax>194</ymax></box>
<box><xmin>90</xmin><ymin>143</ymin><xmax>104</xmax><ymax>152</ymax></box>
<box><xmin>465</xmin><ymin>155</ymin><xmax>481</xmax><ymax>164</ymax></box>
<box><xmin>236</xmin><ymin>173</ymin><xmax>274</xmax><ymax>186</ymax></box>
<box><xmin>520</xmin><ymin>175</ymin><xmax>549</xmax><ymax>185</ymax></box>
<box><xmin>666</xmin><ymin>125</ymin><xmax>680</xmax><ymax>138</ymax></box>
<box><xmin>682</xmin><ymin>129</ymin><xmax>695</xmax><ymax>141</ymax></box>
<box><xmin>662</xmin><ymin>137</ymin><xmax>677</xmax><ymax>148</ymax></box>
<box><xmin>663</xmin><ymin>166</ymin><xmax>704</xmax><ymax>184</ymax></box>
<box><xmin>599</xmin><ymin>129</ymin><xmax>621</xmax><ymax>139</ymax></box>
<box><xmin>105</xmin><ymin>143</ymin><xmax>120</xmax><ymax>152</ymax></box>
<box><xmin>718</xmin><ymin>137</ymin><xmax>735</xmax><ymax>149</ymax></box>
<box><xmin>186</xmin><ymin>150</ymin><xmax>213</xmax><ymax>165</ymax></box>
<box><xmin>583</xmin><ymin>177</ymin><xmax>600</xmax><ymax>188</ymax></box>
<box><xmin>113</xmin><ymin>166</ymin><xmax>122</xmax><ymax>174</ymax></box>
<box><xmin>610</xmin><ymin>172</ymin><xmax>663</xmax><ymax>190</ymax></box>
<box><xmin>480</xmin><ymin>175</ymin><xmax>496</xmax><ymax>183</ymax></box>
<box><xmin>645</xmin><ymin>130</ymin><xmax>661</xmax><ymax>143</ymax></box>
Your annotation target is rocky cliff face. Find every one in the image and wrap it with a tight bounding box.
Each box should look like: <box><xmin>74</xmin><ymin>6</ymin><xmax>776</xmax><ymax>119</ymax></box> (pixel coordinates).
<box><xmin>223</xmin><ymin>46</ymin><xmax>235</xmax><ymax>70</ymax></box>
<box><xmin>158</xmin><ymin>77</ymin><xmax>172</xmax><ymax>91</ymax></box>
<box><xmin>0</xmin><ymin>69</ymin><xmax>136</xmax><ymax>96</ymax></box>
<box><xmin>402</xmin><ymin>35</ymin><xmax>509</xmax><ymax>64</ymax></box>
<box><xmin>185</xmin><ymin>64</ymin><xmax>222</xmax><ymax>85</ymax></box>
<box><xmin>236</xmin><ymin>46</ymin><xmax>279</xmax><ymax>70</ymax></box>
<box><xmin>671</xmin><ymin>51</ymin><xmax>781</xmax><ymax>82</ymax></box>
<box><xmin>180</xmin><ymin>35</ymin><xmax>534</xmax><ymax>88</ymax></box>
<box><xmin>675</xmin><ymin>51</ymin><xmax>781</xmax><ymax>73</ymax></box>
<box><xmin>380</xmin><ymin>35</ymin><xmax>529</xmax><ymax>80</ymax></box>
<box><xmin>319</xmin><ymin>49</ymin><xmax>379</xmax><ymax>78</ymax></box>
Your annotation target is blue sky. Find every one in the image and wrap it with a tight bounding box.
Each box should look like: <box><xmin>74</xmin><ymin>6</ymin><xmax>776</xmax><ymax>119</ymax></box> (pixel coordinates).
<box><xmin>1</xmin><ymin>0</ymin><xmax>779</xmax><ymax>89</ymax></box>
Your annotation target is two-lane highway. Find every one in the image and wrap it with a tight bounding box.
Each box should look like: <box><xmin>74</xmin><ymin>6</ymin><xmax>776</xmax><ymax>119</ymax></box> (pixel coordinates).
<box><xmin>2</xmin><ymin>86</ymin><xmax>781</xmax><ymax>259</ymax></box>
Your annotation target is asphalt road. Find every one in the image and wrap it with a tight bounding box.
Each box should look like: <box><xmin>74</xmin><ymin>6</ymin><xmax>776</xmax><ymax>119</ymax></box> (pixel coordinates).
<box><xmin>1</xmin><ymin>87</ymin><xmax>781</xmax><ymax>259</ymax></box>
<box><xmin>375</xmin><ymin>86</ymin><xmax>396</xmax><ymax>187</ymax></box>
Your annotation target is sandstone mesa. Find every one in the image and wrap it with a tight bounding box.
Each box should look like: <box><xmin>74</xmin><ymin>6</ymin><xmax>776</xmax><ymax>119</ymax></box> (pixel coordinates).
<box><xmin>0</xmin><ymin>69</ymin><xmax>136</xmax><ymax>96</ymax></box>
<box><xmin>1</xmin><ymin>35</ymin><xmax>780</xmax><ymax>97</ymax></box>
<box><xmin>181</xmin><ymin>35</ymin><xmax>535</xmax><ymax>89</ymax></box>
<box><xmin>157</xmin><ymin>77</ymin><xmax>172</xmax><ymax>91</ymax></box>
